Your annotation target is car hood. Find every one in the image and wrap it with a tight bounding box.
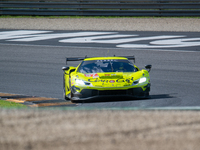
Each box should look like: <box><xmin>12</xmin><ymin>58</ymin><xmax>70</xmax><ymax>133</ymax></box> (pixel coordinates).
<box><xmin>75</xmin><ymin>71</ymin><xmax>146</xmax><ymax>87</ymax></box>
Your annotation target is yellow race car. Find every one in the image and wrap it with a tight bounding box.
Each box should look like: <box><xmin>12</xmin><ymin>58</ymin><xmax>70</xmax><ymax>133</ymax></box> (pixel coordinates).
<box><xmin>62</xmin><ymin>56</ymin><xmax>151</xmax><ymax>102</ymax></box>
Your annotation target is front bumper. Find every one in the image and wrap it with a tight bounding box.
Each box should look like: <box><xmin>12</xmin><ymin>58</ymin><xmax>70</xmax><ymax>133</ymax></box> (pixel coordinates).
<box><xmin>71</xmin><ymin>84</ymin><xmax>150</xmax><ymax>101</ymax></box>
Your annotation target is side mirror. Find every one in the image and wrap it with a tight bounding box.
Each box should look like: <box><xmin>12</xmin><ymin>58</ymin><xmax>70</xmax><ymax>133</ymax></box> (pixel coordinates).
<box><xmin>62</xmin><ymin>66</ymin><xmax>69</xmax><ymax>71</ymax></box>
<box><xmin>145</xmin><ymin>65</ymin><xmax>152</xmax><ymax>72</ymax></box>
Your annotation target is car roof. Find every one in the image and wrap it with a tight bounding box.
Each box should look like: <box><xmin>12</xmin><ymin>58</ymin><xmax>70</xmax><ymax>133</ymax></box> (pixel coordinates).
<box><xmin>84</xmin><ymin>57</ymin><xmax>128</xmax><ymax>61</ymax></box>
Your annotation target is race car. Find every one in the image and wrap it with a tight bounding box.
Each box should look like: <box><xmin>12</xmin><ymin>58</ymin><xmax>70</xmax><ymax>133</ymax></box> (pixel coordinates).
<box><xmin>62</xmin><ymin>56</ymin><xmax>151</xmax><ymax>102</ymax></box>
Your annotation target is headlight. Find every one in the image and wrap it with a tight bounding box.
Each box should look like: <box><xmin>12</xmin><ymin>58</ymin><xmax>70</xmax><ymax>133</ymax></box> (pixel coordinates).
<box><xmin>139</xmin><ymin>77</ymin><xmax>147</xmax><ymax>84</ymax></box>
<box><xmin>75</xmin><ymin>79</ymin><xmax>93</xmax><ymax>86</ymax></box>
<box><xmin>75</xmin><ymin>79</ymin><xmax>85</xmax><ymax>85</ymax></box>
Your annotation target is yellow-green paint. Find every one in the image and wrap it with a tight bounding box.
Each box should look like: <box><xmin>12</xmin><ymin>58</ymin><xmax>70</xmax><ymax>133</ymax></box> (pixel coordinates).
<box><xmin>63</xmin><ymin>57</ymin><xmax>150</xmax><ymax>97</ymax></box>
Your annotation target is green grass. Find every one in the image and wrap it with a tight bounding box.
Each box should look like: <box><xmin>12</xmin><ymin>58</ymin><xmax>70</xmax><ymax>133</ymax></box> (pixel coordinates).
<box><xmin>0</xmin><ymin>100</ymin><xmax>27</xmax><ymax>108</ymax></box>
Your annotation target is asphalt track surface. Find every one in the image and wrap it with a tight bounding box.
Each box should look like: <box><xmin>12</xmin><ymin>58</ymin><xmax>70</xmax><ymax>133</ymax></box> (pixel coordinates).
<box><xmin>0</xmin><ymin>29</ymin><xmax>200</xmax><ymax>108</ymax></box>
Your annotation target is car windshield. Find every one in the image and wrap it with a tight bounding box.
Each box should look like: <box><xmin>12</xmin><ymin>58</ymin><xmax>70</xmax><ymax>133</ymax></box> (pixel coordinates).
<box><xmin>78</xmin><ymin>59</ymin><xmax>136</xmax><ymax>73</ymax></box>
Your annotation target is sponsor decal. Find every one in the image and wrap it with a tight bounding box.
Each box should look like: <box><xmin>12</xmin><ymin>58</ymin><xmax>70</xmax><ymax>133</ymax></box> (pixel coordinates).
<box><xmin>84</xmin><ymin>73</ymin><xmax>99</xmax><ymax>78</ymax></box>
<box><xmin>88</xmin><ymin>77</ymin><xmax>134</xmax><ymax>83</ymax></box>
<box><xmin>116</xmin><ymin>79</ymin><xmax>125</xmax><ymax>83</ymax></box>
<box><xmin>109</xmin><ymin>80</ymin><xmax>115</xmax><ymax>83</ymax></box>
<box><xmin>126</xmin><ymin>79</ymin><xmax>131</xmax><ymax>83</ymax></box>
<box><xmin>88</xmin><ymin>79</ymin><xmax>109</xmax><ymax>83</ymax></box>
<box><xmin>105</xmin><ymin>74</ymin><xmax>110</xmax><ymax>76</ymax></box>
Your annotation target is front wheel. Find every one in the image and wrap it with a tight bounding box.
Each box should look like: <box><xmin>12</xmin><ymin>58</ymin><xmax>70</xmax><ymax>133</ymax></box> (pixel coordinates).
<box><xmin>144</xmin><ymin>92</ymin><xmax>150</xmax><ymax>99</ymax></box>
<box><xmin>63</xmin><ymin>74</ymin><xmax>70</xmax><ymax>100</ymax></box>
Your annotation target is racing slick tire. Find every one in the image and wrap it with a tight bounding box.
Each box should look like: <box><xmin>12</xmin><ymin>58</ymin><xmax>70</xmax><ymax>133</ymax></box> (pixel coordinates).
<box><xmin>63</xmin><ymin>74</ymin><xmax>70</xmax><ymax>100</ymax></box>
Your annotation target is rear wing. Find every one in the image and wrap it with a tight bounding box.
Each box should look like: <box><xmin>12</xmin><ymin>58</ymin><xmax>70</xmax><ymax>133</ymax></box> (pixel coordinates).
<box><xmin>119</xmin><ymin>56</ymin><xmax>135</xmax><ymax>63</ymax></box>
<box><xmin>66</xmin><ymin>55</ymin><xmax>135</xmax><ymax>64</ymax></box>
<box><xmin>66</xmin><ymin>57</ymin><xmax>87</xmax><ymax>65</ymax></box>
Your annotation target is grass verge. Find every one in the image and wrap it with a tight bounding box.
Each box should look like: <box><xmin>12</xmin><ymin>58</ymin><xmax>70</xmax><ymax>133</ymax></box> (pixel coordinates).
<box><xmin>0</xmin><ymin>100</ymin><xmax>27</xmax><ymax>108</ymax></box>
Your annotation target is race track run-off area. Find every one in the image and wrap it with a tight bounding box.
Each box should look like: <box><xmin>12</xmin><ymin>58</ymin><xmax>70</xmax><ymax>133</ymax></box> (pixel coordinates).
<box><xmin>1</xmin><ymin>27</ymin><xmax>200</xmax><ymax>150</ymax></box>
<box><xmin>0</xmin><ymin>30</ymin><xmax>200</xmax><ymax>51</ymax></box>
<box><xmin>0</xmin><ymin>29</ymin><xmax>200</xmax><ymax>108</ymax></box>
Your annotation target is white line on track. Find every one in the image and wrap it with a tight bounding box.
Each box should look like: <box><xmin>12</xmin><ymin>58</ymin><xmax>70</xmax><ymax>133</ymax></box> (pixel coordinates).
<box><xmin>0</xmin><ymin>43</ymin><xmax>197</xmax><ymax>53</ymax></box>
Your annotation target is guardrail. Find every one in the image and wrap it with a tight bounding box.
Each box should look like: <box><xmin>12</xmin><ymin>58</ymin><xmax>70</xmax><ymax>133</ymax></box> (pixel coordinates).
<box><xmin>0</xmin><ymin>0</ymin><xmax>200</xmax><ymax>17</ymax></box>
